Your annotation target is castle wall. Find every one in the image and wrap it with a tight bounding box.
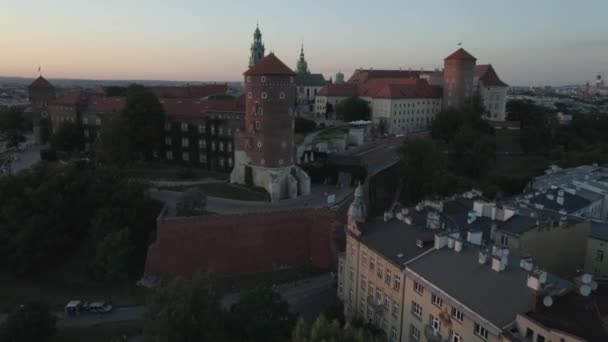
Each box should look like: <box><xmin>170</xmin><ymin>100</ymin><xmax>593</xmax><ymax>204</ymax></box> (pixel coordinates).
<box><xmin>145</xmin><ymin>199</ymin><xmax>351</xmax><ymax>277</ymax></box>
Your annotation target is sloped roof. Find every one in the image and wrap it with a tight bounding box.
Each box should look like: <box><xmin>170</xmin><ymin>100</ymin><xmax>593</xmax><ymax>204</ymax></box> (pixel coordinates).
<box><xmin>318</xmin><ymin>83</ymin><xmax>358</xmax><ymax>97</ymax></box>
<box><xmin>295</xmin><ymin>73</ymin><xmax>326</xmax><ymax>87</ymax></box>
<box><xmin>347</xmin><ymin>69</ymin><xmax>422</xmax><ymax>85</ymax></box>
<box><xmin>29</xmin><ymin>76</ymin><xmax>53</xmax><ymax>89</ymax></box>
<box><xmin>590</xmin><ymin>222</ymin><xmax>608</xmax><ymax>241</ymax></box>
<box><xmin>160</xmin><ymin>98</ymin><xmax>245</xmax><ymax>120</ymax></box>
<box><xmin>475</xmin><ymin>64</ymin><xmax>508</xmax><ymax>87</ymax></box>
<box><xmin>445</xmin><ymin>48</ymin><xmax>477</xmax><ymax>61</ymax></box>
<box><xmin>243</xmin><ymin>53</ymin><xmax>295</xmax><ymax>76</ymax></box>
<box><xmin>149</xmin><ymin>84</ymin><xmax>228</xmax><ymax>99</ymax></box>
<box><xmin>88</xmin><ymin>96</ymin><xmax>126</xmax><ymax>114</ymax></box>
<box><xmin>359</xmin><ymin>78</ymin><xmax>442</xmax><ymax>99</ymax></box>
<box><xmin>53</xmin><ymin>91</ymin><xmax>87</xmax><ymax>106</ymax></box>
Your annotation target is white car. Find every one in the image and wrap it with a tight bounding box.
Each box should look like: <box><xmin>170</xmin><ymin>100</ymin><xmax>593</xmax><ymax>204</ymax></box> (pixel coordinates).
<box><xmin>87</xmin><ymin>302</ymin><xmax>113</xmax><ymax>313</ymax></box>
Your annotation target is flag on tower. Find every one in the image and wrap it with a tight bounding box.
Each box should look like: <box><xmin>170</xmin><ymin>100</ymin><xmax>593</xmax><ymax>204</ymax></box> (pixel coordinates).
<box><xmin>457</xmin><ymin>42</ymin><xmax>462</xmax><ymax>46</ymax></box>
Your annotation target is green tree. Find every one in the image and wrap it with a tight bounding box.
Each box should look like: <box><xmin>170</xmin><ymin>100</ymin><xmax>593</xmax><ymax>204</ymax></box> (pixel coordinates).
<box><xmin>143</xmin><ymin>273</ymin><xmax>224</xmax><ymax>342</ymax></box>
<box><xmin>0</xmin><ymin>107</ymin><xmax>28</xmax><ymax>148</ymax></box>
<box><xmin>51</xmin><ymin>121</ymin><xmax>84</xmax><ymax>153</ymax></box>
<box><xmin>176</xmin><ymin>188</ymin><xmax>207</xmax><ymax>217</ymax></box>
<box><xmin>0</xmin><ymin>301</ymin><xmax>56</xmax><ymax>342</ymax></box>
<box><xmin>89</xmin><ymin>227</ymin><xmax>133</xmax><ymax>282</ymax></box>
<box><xmin>399</xmin><ymin>138</ymin><xmax>445</xmax><ymax>202</ymax></box>
<box><xmin>335</xmin><ymin>96</ymin><xmax>371</xmax><ymax>122</ymax></box>
<box><xmin>292</xmin><ymin>314</ymin><xmax>383</xmax><ymax>342</ymax></box>
<box><xmin>230</xmin><ymin>286</ymin><xmax>296</xmax><ymax>342</ymax></box>
<box><xmin>122</xmin><ymin>84</ymin><xmax>165</xmax><ymax>159</ymax></box>
<box><xmin>450</xmin><ymin>124</ymin><xmax>496</xmax><ymax>178</ymax></box>
<box><xmin>94</xmin><ymin>117</ymin><xmax>132</xmax><ymax>166</ymax></box>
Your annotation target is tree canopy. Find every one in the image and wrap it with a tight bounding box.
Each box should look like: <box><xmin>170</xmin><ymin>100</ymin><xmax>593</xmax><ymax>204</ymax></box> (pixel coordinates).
<box><xmin>0</xmin><ymin>107</ymin><xmax>28</xmax><ymax>148</ymax></box>
<box><xmin>335</xmin><ymin>96</ymin><xmax>371</xmax><ymax>122</ymax></box>
<box><xmin>51</xmin><ymin>121</ymin><xmax>84</xmax><ymax>153</ymax></box>
<box><xmin>93</xmin><ymin>116</ymin><xmax>132</xmax><ymax>166</ymax></box>
<box><xmin>122</xmin><ymin>84</ymin><xmax>165</xmax><ymax>159</ymax></box>
<box><xmin>291</xmin><ymin>314</ymin><xmax>383</xmax><ymax>342</ymax></box>
<box><xmin>0</xmin><ymin>301</ymin><xmax>56</xmax><ymax>342</ymax></box>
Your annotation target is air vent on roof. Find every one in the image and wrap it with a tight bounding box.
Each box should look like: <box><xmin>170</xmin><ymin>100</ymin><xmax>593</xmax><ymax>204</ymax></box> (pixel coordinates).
<box><xmin>416</xmin><ymin>239</ymin><xmax>424</xmax><ymax>248</ymax></box>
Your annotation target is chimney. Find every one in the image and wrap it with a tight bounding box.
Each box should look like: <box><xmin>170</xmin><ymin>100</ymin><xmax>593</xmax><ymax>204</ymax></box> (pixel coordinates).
<box><xmin>454</xmin><ymin>239</ymin><xmax>463</xmax><ymax>252</ymax></box>
<box><xmin>447</xmin><ymin>237</ymin><xmax>455</xmax><ymax>249</ymax></box>
<box><xmin>478</xmin><ymin>251</ymin><xmax>488</xmax><ymax>265</ymax></box>
<box><xmin>492</xmin><ymin>256</ymin><xmax>502</xmax><ymax>272</ymax></box>
<box><xmin>434</xmin><ymin>234</ymin><xmax>448</xmax><ymax>250</ymax></box>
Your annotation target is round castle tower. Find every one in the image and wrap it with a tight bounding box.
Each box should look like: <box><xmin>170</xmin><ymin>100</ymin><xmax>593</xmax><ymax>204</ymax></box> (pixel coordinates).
<box><xmin>442</xmin><ymin>48</ymin><xmax>476</xmax><ymax>110</ymax></box>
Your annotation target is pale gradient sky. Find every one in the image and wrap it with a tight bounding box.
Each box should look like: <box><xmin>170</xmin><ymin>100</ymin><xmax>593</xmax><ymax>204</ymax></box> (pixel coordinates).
<box><xmin>1</xmin><ymin>0</ymin><xmax>607</xmax><ymax>86</ymax></box>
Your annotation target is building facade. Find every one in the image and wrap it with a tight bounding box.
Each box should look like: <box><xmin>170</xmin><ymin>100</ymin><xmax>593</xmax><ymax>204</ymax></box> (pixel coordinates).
<box><xmin>442</xmin><ymin>48</ymin><xmax>476</xmax><ymax>110</ymax></box>
<box><xmin>474</xmin><ymin>65</ymin><xmax>508</xmax><ymax>121</ymax></box>
<box><xmin>27</xmin><ymin>76</ymin><xmax>56</xmax><ymax>144</ymax></box>
<box><xmin>585</xmin><ymin>222</ymin><xmax>608</xmax><ymax>280</ymax></box>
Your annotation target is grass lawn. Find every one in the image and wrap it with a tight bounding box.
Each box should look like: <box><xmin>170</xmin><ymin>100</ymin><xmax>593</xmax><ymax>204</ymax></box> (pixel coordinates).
<box><xmin>52</xmin><ymin>320</ymin><xmax>142</xmax><ymax>342</ymax></box>
<box><xmin>161</xmin><ymin>182</ymin><xmax>270</xmax><ymax>202</ymax></box>
<box><xmin>0</xmin><ymin>253</ymin><xmax>148</xmax><ymax>312</ymax></box>
<box><xmin>126</xmin><ymin>161</ymin><xmax>228</xmax><ymax>181</ymax></box>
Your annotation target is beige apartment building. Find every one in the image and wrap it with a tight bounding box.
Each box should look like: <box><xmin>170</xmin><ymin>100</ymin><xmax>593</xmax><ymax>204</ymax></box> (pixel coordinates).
<box><xmin>584</xmin><ymin>222</ymin><xmax>608</xmax><ymax>280</ymax></box>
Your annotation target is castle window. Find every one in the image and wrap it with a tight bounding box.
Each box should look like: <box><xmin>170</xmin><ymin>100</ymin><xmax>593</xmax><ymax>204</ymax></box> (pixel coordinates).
<box><xmin>261</xmin><ymin>92</ymin><xmax>267</xmax><ymax>99</ymax></box>
<box><xmin>82</xmin><ymin>117</ymin><xmax>88</xmax><ymax>125</ymax></box>
<box><xmin>165</xmin><ymin>137</ymin><xmax>172</xmax><ymax>146</ymax></box>
<box><xmin>198</xmin><ymin>124</ymin><xmax>205</xmax><ymax>133</ymax></box>
<box><xmin>228</xmin><ymin>158</ymin><xmax>233</xmax><ymax>167</ymax></box>
<box><xmin>199</xmin><ymin>153</ymin><xmax>207</xmax><ymax>163</ymax></box>
<box><xmin>165</xmin><ymin>123</ymin><xmax>171</xmax><ymax>131</ymax></box>
<box><xmin>261</xmin><ymin>76</ymin><xmax>266</xmax><ymax>83</ymax></box>
<box><xmin>279</xmin><ymin>159</ymin><xmax>284</xmax><ymax>165</ymax></box>
<box><xmin>280</xmin><ymin>92</ymin><xmax>285</xmax><ymax>99</ymax></box>
<box><xmin>198</xmin><ymin>139</ymin><xmax>206</xmax><ymax>148</ymax></box>
<box><xmin>181</xmin><ymin>122</ymin><xmax>188</xmax><ymax>132</ymax></box>
<box><xmin>257</xmin><ymin>141</ymin><xmax>262</xmax><ymax>149</ymax></box>
<box><xmin>227</xmin><ymin>142</ymin><xmax>232</xmax><ymax>152</ymax></box>
<box><xmin>255</xmin><ymin>121</ymin><xmax>261</xmax><ymax>130</ymax></box>
<box><xmin>166</xmin><ymin>151</ymin><xmax>173</xmax><ymax>160</ymax></box>
<box><xmin>248</xmin><ymin>92</ymin><xmax>252</xmax><ymax>99</ymax></box>
<box><xmin>182</xmin><ymin>152</ymin><xmax>189</xmax><ymax>161</ymax></box>
<box><xmin>96</xmin><ymin>118</ymin><xmax>101</xmax><ymax>126</ymax></box>
<box><xmin>181</xmin><ymin>138</ymin><xmax>189</xmax><ymax>147</ymax></box>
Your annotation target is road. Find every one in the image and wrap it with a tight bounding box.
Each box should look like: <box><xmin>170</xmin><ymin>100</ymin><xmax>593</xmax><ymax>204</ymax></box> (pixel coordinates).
<box><xmin>56</xmin><ymin>273</ymin><xmax>336</xmax><ymax>328</ymax></box>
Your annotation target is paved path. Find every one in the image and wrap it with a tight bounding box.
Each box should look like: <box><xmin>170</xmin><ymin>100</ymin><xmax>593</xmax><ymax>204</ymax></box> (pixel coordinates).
<box><xmin>56</xmin><ymin>273</ymin><xmax>335</xmax><ymax>328</ymax></box>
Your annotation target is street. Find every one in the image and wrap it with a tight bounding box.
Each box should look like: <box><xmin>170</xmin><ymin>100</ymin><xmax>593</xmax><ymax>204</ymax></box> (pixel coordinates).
<box><xmin>56</xmin><ymin>273</ymin><xmax>336</xmax><ymax>328</ymax></box>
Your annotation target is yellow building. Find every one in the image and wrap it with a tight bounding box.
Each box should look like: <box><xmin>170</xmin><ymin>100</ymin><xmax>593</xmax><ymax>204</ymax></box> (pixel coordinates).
<box><xmin>584</xmin><ymin>222</ymin><xmax>608</xmax><ymax>280</ymax></box>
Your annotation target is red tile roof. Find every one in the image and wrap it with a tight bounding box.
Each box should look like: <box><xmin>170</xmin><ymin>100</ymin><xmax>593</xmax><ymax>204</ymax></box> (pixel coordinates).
<box><xmin>475</xmin><ymin>64</ymin><xmax>508</xmax><ymax>87</ymax></box>
<box><xmin>445</xmin><ymin>48</ymin><xmax>476</xmax><ymax>61</ymax></box>
<box><xmin>29</xmin><ymin>76</ymin><xmax>53</xmax><ymax>89</ymax></box>
<box><xmin>161</xmin><ymin>97</ymin><xmax>245</xmax><ymax>120</ymax></box>
<box><xmin>318</xmin><ymin>83</ymin><xmax>358</xmax><ymax>97</ymax></box>
<box><xmin>88</xmin><ymin>96</ymin><xmax>126</xmax><ymax>114</ymax></box>
<box><xmin>243</xmin><ymin>53</ymin><xmax>295</xmax><ymax>76</ymax></box>
<box><xmin>53</xmin><ymin>91</ymin><xmax>87</xmax><ymax>106</ymax></box>
<box><xmin>348</xmin><ymin>69</ymin><xmax>422</xmax><ymax>85</ymax></box>
<box><xmin>150</xmin><ymin>84</ymin><xmax>228</xmax><ymax>99</ymax></box>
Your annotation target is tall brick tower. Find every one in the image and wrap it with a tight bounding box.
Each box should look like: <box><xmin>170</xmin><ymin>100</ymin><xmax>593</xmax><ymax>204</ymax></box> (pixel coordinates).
<box><xmin>442</xmin><ymin>48</ymin><xmax>476</xmax><ymax>110</ymax></box>
<box><xmin>28</xmin><ymin>75</ymin><xmax>56</xmax><ymax>144</ymax></box>
<box><xmin>231</xmin><ymin>53</ymin><xmax>310</xmax><ymax>201</ymax></box>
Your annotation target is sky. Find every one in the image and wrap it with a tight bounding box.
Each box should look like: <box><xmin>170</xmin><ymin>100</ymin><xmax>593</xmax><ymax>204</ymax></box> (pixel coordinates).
<box><xmin>1</xmin><ymin>0</ymin><xmax>607</xmax><ymax>86</ymax></box>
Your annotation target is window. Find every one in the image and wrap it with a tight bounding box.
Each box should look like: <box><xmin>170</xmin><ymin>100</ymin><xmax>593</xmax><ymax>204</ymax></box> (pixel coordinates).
<box><xmin>255</xmin><ymin>121</ymin><xmax>261</xmax><ymax>130</ymax></box>
<box><xmin>362</xmin><ymin>252</ymin><xmax>368</xmax><ymax>266</ymax></box>
<box><xmin>84</xmin><ymin>130</ymin><xmax>89</xmax><ymax>138</ymax></box>
<box><xmin>227</xmin><ymin>158</ymin><xmax>233</xmax><ymax>167</ymax></box>
<box><xmin>382</xmin><ymin>319</ymin><xmax>388</xmax><ymax>333</ymax></box>
<box><xmin>198</xmin><ymin>139</ymin><xmax>206</xmax><ymax>148</ymax></box>
<box><xmin>413</xmin><ymin>281</ymin><xmax>424</xmax><ymax>295</ymax></box>
<box><xmin>431</xmin><ymin>293</ymin><xmax>443</xmax><ymax>307</ymax></box>
<box><xmin>218</xmin><ymin>127</ymin><xmax>223</xmax><ymax>136</ymax></box>
<box><xmin>361</xmin><ymin>276</ymin><xmax>367</xmax><ymax>292</ymax></box>
<box><xmin>501</xmin><ymin>235</ymin><xmax>509</xmax><ymax>246</ymax></box>
<box><xmin>386</xmin><ymin>301</ymin><xmax>396</xmax><ymax>318</ymax></box>
<box><xmin>430</xmin><ymin>314</ymin><xmax>441</xmax><ymax>333</ymax></box>
<box><xmin>411</xmin><ymin>301</ymin><xmax>422</xmax><ymax>319</ymax></box>
<box><xmin>181</xmin><ymin>122</ymin><xmax>188</xmax><ymax>132</ymax></box>
<box><xmin>359</xmin><ymin>298</ymin><xmax>365</xmax><ymax>315</ymax></box>
<box><xmin>384</xmin><ymin>327</ymin><xmax>394</xmax><ymax>341</ymax></box>
<box><xmin>219</xmin><ymin>157</ymin><xmax>225</xmax><ymax>167</ymax></box>
<box><xmin>182</xmin><ymin>152</ymin><xmax>189</xmax><ymax>161</ymax></box>
<box><xmin>369</xmin><ymin>283</ymin><xmax>374</xmax><ymax>296</ymax></box>
<box><xmin>219</xmin><ymin>142</ymin><xmax>224</xmax><ymax>151</ymax></box>
<box><xmin>385</xmin><ymin>269</ymin><xmax>392</xmax><ymax>285</ymax></box>
<box><xmin>166</xmin><ymin>122</ymin><xmax>172</xmax><ymax>131</ymax></box>
<box><xmin>349</xmin><ymin>289</ymin><xmax>353</xmax><ymax>303</ymax></box>
<box><xmin>227</xmin><ymin>142</ymin><xmax>232</xmax><ymax>152</ymax></box>
<box><xmin>198</xmin><ymin>124</ymin><xmax>205</xmax><ymax>133</ymax></box>
<box><xmin>280</xmin><ymin>92</ymin><xmax>285</xmax><ymax>99</ymax></box>
<box><xmin>82</xmin><ymin>117</ymin><xmax>88</xmax><ymax>125</ymax></box>
<box><xmin>525</xmin><ymin>328</ymin><xmax>534</xmax><ymax>339</ymax></box>
<box><xmin>261</xmin><ymin>76</ymin><xmax>266</xmax><ymax>83</ymax></box>
<box><xmin>451</xmin><ymin>307</ymin><xmax>464</xmax><ymax>322</ymax></box>
<box><xmin>349</xmin><ymin>267</ymin><xmax>354</xmax><ymax>280</ymax></box>
<box><xmin>211</xmin><ymin>141</ymin><xmax>216</xmax><ymax>151</ymax></box>
<box><xmin>96</xmin><ymin>118</ymin><xmax>101</xmax><ymax>126</ymax></box>
<box><xmin>410</xmin><ymin>325</ymin><xmax>421</xmax><ymax>341</ymax></box>
<box><xmin>597</xmin><ymin>250</ymin><xmax>604</xmax><ymax>262</ymax></box>
<box><xmin>181</xmin><ymin>138</ymin><xmax>189</xmax><ymax>147</ymax></box>
<box><xmin>247</xmin><ymin>92</ymin><xmax>252</xmax><ymax>98</ymax></box>
<box><xmin>261</xmin><ymin>92</ymin><xmax>267</xmax><ymax>99</ymax></box>
<box><xmin>375</xmin><ymin>288</ymin><xmax>381</xmax><ymax>302</ymax></box>
<box><xmin>165</xmin><ymin>137</ymin><xmax>172</xmax><ymax>145</ymax></box>
<box><xmin>450</xmin><ymin>331</ymin><xmax>462</xmax><ymax>342</ymax></box>
<box><xmin>199</xmin><ymin>153</ymin><xmax>207</xmax><ymax>163</ymax></box>
<box><xmin>384</xmin><ymin>294</ymin><xmax>390</xmax><ymax>309</ymax></box>
<box><xmin>377</xmin><ymin>265</ymin><xmax>383</xmax><ymax>279</ymax></box>
<box><xmin>394</xmin><ymin>275</ymin><xmax>401</xmax><ymax>291</ymax></box>
<box><xmin>370</xmin><ymin>258</ymin><xmax>375</xmax><ymax>271</ymax></box>
<box><xmin>474</xmin><ymin>323</ymin><xmax>488</xmax><ymax>340</ymax></box>
<box><xmin>166</xmin><ymin>151</ymin><xmax>173</xmax><ymax>160</ymax></box>
<box><xmin>537</xmin><ymin>334</ymin><xmax>545</xmax><ymax>342</ymax></box>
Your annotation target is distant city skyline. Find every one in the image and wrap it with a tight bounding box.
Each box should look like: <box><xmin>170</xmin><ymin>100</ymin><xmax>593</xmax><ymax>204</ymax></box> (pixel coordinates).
<box><xmin>2</xmin><ymin>0</ymin><xmax>607</xmax><ymax>86</ymax></box>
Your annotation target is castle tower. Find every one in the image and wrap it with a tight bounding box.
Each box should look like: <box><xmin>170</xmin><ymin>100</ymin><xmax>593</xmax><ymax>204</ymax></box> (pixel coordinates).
<box><xmin>335</xmin><ymin>71</ymin><xmax>345</xmax><ymax>84</ymax></box>
<box><xmin>231</xmin><ymin>53</ymin><xmax>310</xmax><ymax>201</ymax></box>
<box><xmin>347</xmin><ymin>183</ymin><xmax>367</xmax><ymax>236</ymax></box>
<box><xmin>443</xmin><ymin>48</ymin><xmax>476</xmax><ymax>110</ymax></box>
<box><xmin>249</xmin><ymin>24</ymin><xmax>265</xmax><ymax>66</ymax></box>
<box><xmin>28</xmin><ymin>75</ymin><xmax>56</xmax><ymax>144</ymax></box>
<box><xmin>296</xmin><ymin>43</ymin><xmax>309</xmax><ymax>74</ymax></box>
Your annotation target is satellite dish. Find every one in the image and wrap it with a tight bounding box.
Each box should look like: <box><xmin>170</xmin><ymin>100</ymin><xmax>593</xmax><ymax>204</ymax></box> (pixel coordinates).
<box><xmin>580</xmin><ymin>285</ymin><xmax>591</xmax><ymax>297</ymax></box>
<box><xmin>581</xmin><ymin>273</ymin><xmax>592</xmax><ymax>284</ymax></box>
<box><xmin>543</xmin><ymin>296</ymin><xmax>553</xmax><ymax>307</ymax></box>
<box><xmin>591</xmin><ymin>281</ymin><xmax>599</xmax><ymax>291</ymax></box>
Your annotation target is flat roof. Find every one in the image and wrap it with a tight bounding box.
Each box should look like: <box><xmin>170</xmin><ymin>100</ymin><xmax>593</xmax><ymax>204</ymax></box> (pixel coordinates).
<box><xmin>407</xmin><ymin>246</ymin><xmax>535</xmax><ymax>329</ymax></box>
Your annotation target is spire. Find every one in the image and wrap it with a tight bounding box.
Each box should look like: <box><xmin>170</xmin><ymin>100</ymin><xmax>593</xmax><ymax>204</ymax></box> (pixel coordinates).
<box><xmin>296</xmin><ymin>42</ymin><xmax>309</xmax><ymax>75</ymax></box>
<box><xmin>249</xmin><ymin>23</ymin><xmax>265</xmax><ymax>67</ymax></box>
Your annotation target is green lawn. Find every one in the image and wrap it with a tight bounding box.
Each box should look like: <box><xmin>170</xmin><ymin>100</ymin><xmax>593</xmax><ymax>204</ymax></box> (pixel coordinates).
<box><xmin>126</xmin><ymin>161</ymin><xmax>228</xmax><ymax>181</ymax></box>
<box><xmin>52</xmin><ymin>320</ymin><xmax>142</xmax><ymax>342</ymax></box>
<box><xmin>313</xmin><ymin>127</ymin><xmax>348</xmax><ymax>144</ymax></box>
<box><xmin>162</xmin><ymin>182</ymin><xmax>270</xmax><ymax>202</ymax></box>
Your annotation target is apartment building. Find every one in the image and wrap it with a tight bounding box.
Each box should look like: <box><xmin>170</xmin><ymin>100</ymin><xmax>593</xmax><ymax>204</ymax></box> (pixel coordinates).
<box><xmin>585</xmin><ymin>222</ymin><xmax>608</xmax><ymax>280</ymax></box>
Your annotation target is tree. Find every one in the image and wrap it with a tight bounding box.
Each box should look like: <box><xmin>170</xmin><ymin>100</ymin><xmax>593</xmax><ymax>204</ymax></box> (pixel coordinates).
<box><xmin>334</xmin><ymin>96</ymin><xmax>371</xmax><ymax>122</ymax></box>
<box><xmin>122</xmin><ymin>84</ymin><xmax>165</xmax><ymax>159</ymax></box>
<box><xmin>89</xmin><ymin>227</ymin><xmax>133</xmax><ymax>282</ymax></box>
<box><xmin>230</xmin><ymin>286</ymin><xmax>296</xmax><ymax>342</ymax></box>
<box><xmin>450</xmin><ymin>124</ymin><xmax>496</xmax><ymax>178</ymax></box>
<box><xmin>51</xmin><ymin>121</ymin><xmax>84</xmax><ymax>153</ymax></box>
<box><xmin>0</xmin><ymin>301</ymin><xmax>56</xmax><ymax>342</ymax></box>
<box><xmin>143</xmin><ymin>273</ymin><xmax>224</xmax><ymax>342</ymax></box>
<box><xmin>295</xmin><ymin>117</ymin><xmax>317</xmax><ymax>134</ymax></box>
<box><xmin>0</xmin><ymin>107</ymin><xmax>28</xmax><ymax>148</ymax></box>
<box><xmin>292</xmin><ymin>314</ymin><xmax>383</xmax><ymax>342</ymax></box>
<box><xmin>176</xmin><ymin>188</ymin><xmax>207</xmax><ymax>217</ymax></box>
<box><xmin>399</xmin><ymin>138</ymin><xmax>445</xmax><ymax>202</ymax></box>
<box><xmin>94</xmin><ymin>117</ymin><xmax>132</xmax><ymax>166</ymax></box>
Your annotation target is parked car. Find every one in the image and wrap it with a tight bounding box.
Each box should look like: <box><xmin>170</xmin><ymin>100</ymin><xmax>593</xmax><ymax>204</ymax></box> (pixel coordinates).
<box><xmin>87</xmin><ymin>302</ymin><xmax>113</xmax><ymax>313</ymax></box>
<box><xmin>64</xmin><ymin>300</ymin><xmax>85</xmax><ymax>317</ymax></box>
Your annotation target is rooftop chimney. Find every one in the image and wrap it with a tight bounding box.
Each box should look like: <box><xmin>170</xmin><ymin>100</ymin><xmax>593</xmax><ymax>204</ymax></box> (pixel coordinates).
<box><xmin>434</xmin><ymin>233</ymin><xmax>448</xmax><ymax>250</ymax></box>
<box><xmin>454</xmin><ymin>239</ymin><xmax>463</xmax><ymax>252</ymax></box>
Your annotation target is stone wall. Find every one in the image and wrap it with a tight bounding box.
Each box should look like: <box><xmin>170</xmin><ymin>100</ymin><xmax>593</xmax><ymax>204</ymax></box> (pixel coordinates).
<box><xmin>145</xmin><ymin>199</ymin><xmax>350</xmax><ymax>277</ymax></box>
